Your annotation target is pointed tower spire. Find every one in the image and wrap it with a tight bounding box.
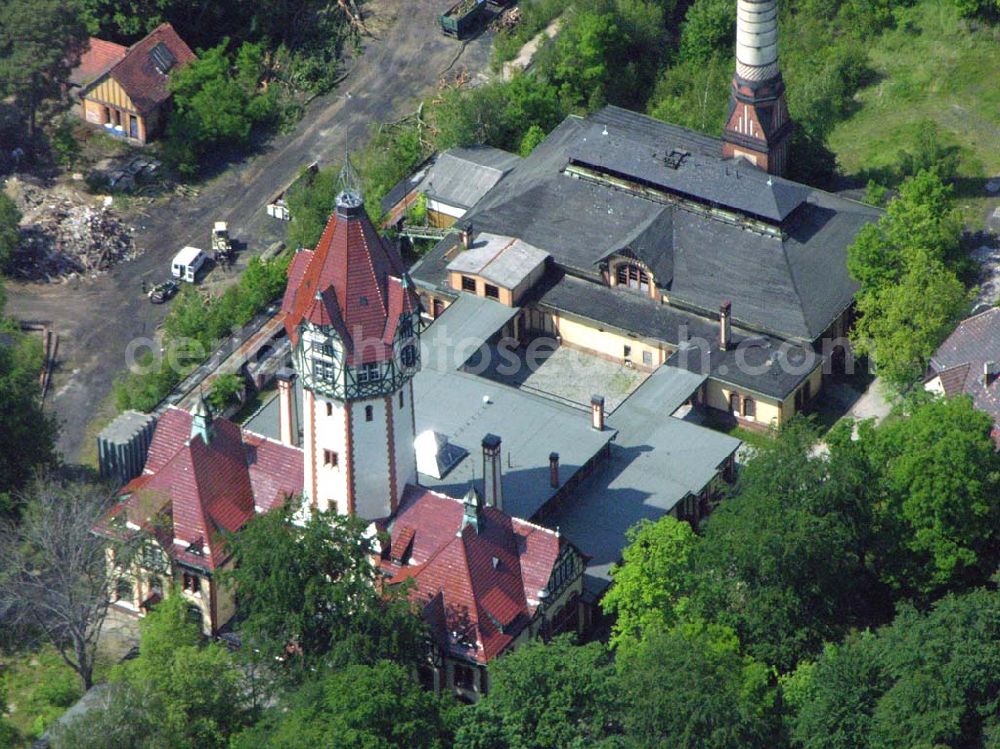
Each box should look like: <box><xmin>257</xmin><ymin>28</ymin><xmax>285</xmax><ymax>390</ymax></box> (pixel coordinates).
<box><xmin>191</xmin><ymin>393</ymin><xmax>214</xmax><ymax>445</ymax></box>
<box><xmin>459</xmin><ymin>483</ymin><xmax>483</xmax><ymax>536</ymax></box>
<box><xmin>722</xmin><ymin>0</ymin><xmax>792</xmax><ymax>177</ymax></box>
<box><xmin>336</xmin><ymin>151</ymin><xmax>364</xmax><ymax>218</ymax></box>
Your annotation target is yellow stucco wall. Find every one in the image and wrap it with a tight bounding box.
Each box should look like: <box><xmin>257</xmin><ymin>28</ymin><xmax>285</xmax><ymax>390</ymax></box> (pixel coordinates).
<box><xmin>550</xmin><ymin>314</ymin><xmax>669</xmax><ymax>370</ymax></box>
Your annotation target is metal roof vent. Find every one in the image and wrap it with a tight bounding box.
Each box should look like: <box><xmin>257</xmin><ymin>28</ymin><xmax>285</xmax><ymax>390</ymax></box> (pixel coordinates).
<box><xmin>664</xmin><ymin>149</ymin><xmax>689</xmax><ymax>169</ymax></box>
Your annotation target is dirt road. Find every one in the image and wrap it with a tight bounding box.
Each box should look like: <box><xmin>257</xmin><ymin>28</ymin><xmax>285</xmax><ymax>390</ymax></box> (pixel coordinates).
<box><xmin>5</xmin><ymin>0</ymin><xmax>494</xmax><ymax>462</ymax></box>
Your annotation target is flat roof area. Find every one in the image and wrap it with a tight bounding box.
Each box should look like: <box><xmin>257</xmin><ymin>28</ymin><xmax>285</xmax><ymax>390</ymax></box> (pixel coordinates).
<box><xmin>416</xmin><ymin>295</ymin><xmax>614</xmax><ymax>519</ymax></box>
<box><xmin>545</xmin><ymin>366</ymin><xmax>740</xmax><ymax>598</ymax></box>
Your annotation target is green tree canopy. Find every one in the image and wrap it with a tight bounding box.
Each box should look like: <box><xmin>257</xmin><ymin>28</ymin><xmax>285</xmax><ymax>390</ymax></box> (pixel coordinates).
<box><xmin>786</xmin><ymin>589</ymin><xmax>1000</xmax><ymax>749</ymax></box>
<box><xmin>618</xmin><ymin>619</ymin><xmax>782</xmax><ymax>749</ymax></box>
<box><xmin>0</xmin><ymin>193</ymin><xmax>21</xmax><ymax>272</ymax></box>
<box><xmin>222</xmin><ymin>506</ymin><xmax>426</xmax><ymax>674</ymax></box>
<box><xmin>232</xmin><ymin>661</ymin><xmax>455</xmax><ymax>749</ymax></box>
<box><xmin>601</xmin><ymin>514</ymin><xmax>696</xmax><ymax>650</ymax></box>
<box><xmin>852</xmin><ymin>396</ymin><xmax>1000</xmax><ymax>593</ymax></box>
<box><xmin>454</xmin><ymin>636</ymin><xmax>623</xmax><ymax>749</ymax></box>
<box><xmin>164</xmin><ymin>40</ymin><xmax>277</xmax><ymax>175</ymax></box>
<box><xmin>0</xmin><ymin>0</ymin><xmax>88</xmax><ymax>138</ymax></box>
<box><xmin>685</xmin><ymin>421</ymin><xmax>885</xmax><ymax>671</ymax></box>
<box><xmin>53</xmin><ymin>593</ymin><xmax>250</xmax><ymax>749</ymax></box>
<box><xmin>848</xmin><ymin>171</ymin><xmax>967</xmax><ymax>387</ymax></box>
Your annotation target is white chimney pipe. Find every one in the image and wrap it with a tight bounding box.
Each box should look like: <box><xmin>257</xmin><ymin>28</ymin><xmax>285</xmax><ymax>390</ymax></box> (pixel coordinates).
<box><xmin>277</xmin><ymin>369</ymin><xmax>298</xmax><ymax>446</ymax></box>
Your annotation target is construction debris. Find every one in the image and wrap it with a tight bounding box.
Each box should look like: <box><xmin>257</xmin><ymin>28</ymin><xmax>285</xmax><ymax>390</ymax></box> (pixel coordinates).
<box><xmin>4</xmin><ymin>177</ymin><xmax>139</xmax><ymax>282</ymax></box>
<box><xmin>490</xmin><ymin>5</ymin><xmax>521</xmax><ymax>32</ymax></box>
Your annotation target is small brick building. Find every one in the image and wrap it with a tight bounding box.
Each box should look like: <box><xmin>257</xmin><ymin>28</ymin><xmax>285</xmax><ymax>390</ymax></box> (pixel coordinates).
<box><xmin>72</xmin><ymin>23</ymin><xmax>195</xmax><ymax>144</ymax></box>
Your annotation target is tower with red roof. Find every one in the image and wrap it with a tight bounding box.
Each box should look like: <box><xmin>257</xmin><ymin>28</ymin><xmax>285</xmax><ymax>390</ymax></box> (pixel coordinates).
<box><xmin>281</xmin><ymin>172</ymin><xmax>422</xmax><ymax>520</ymax></box>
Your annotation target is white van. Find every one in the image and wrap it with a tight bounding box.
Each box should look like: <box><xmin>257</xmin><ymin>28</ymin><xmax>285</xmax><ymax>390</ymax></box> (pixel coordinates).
<box><xmin>171</xmin><ymin>246</ymin><xmax>207</xmax><ymax>283</ymax></box>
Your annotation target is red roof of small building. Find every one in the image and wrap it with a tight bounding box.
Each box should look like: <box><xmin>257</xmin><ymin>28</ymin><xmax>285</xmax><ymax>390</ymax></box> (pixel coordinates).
<box><xmin>99</xmin><ymin>407</ymin><xmax>303</xmax><ymax>571</ymax></box>
<box><xmin>377</xmin><ymin>486</ymin><xmax>569</xmax><ymax>664</ymax></box>
<box><xmin>81</xmin><ymin>23</ymin><xmax>196</xmax><ymax>115</ymax></box>
<box><xmin>281</xmin><ymin>200</ymin><xmax>419</xmax><ymax>365</ymax></box>
<box><xmin>70</xmin><ymin>37</ymin><xmax>128</xmax><ymax>87</ymax></box>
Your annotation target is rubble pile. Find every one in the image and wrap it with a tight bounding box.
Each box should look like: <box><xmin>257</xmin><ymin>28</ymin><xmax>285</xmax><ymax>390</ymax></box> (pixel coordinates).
<box><xmin>490</xmin><ymin>6</ymin><xmax>521</xmax><ymax>31</ymax></box>
<box><xmin>5</xmin><ymin>178</ymin><xmax>138</xmax><ymax>282</ymax></box>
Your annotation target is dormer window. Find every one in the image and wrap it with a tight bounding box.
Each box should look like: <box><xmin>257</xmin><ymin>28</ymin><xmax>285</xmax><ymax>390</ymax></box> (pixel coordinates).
<box><xmin>616</xmin><ymin>262</ymin><xmax>650</xmax><ymax>294</ymax></box>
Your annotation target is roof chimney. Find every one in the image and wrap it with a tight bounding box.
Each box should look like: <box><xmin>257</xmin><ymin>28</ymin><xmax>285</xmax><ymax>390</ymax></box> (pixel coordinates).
<box><xmin>984</xmin><ymin>361</ymin><xmax>996</xmax><ymax>388</ymax></box>
<box><xmin>591</xmin><ymin>394</ymin><xmax>605</xmax><ymax>431</ymax></box>
<box><xmin>720</xmin><ymin>301</ymin><xmax>732</xmax><ymax>352</ymax></box>
<box><xmin>549</xmin><ymin>452</ymin><xmax>560</xmax><ymax>488</ymax></box>
<box><xmin>482</xmin><ymin>433</ymin><xmax>504</xmax><ymax>512</ymax></box>
<box><xmin>461</xmin><ymin>223</ymin><xmax>473</xmax><ymax>250</ymax></box>
<box><xmin>276</xmin><ymin>368</ymin><xmax>298</xmax><ymax>446</ymax></box>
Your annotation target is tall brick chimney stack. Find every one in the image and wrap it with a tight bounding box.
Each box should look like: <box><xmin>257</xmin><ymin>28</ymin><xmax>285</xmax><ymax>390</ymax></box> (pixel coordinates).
<box><xmin>721</xmin><ymin>0</ymin><xmax>792</xmax><ymax>176</ymax></box>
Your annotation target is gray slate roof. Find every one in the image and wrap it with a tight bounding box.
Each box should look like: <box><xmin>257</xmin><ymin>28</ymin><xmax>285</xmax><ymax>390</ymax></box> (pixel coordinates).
<box><xmin>927</xmin><ymin>307</ymin><xmax>1000</xmax><ymax>421</ymax></box>
<box><xmin>433</xmin><ymin>106</ymin><xmax>881</xmax><ymax>343</ymax></box>
<box><xmin>381</xmin><ymin>147</ymin><xmax>520</xmax><ymax>215</ymax></box>
<box><xmin>535</xmin><ymin>272</ymin><xmax>819</xmax><ymax>399</ymax></box>
<box><xmin>446</xmin><ymin>233</ymin><xmax>549</xmax><ymax>289</ymax></box>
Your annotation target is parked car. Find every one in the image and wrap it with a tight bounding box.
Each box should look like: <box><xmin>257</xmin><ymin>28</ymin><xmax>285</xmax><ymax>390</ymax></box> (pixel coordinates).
<box><xmin>148</xmin><ymin>280</ymin><xmax>179</xmax><ymax>304</ymax></box>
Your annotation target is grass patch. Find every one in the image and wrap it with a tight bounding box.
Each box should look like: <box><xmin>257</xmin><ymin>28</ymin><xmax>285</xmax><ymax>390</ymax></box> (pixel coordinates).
<box><xmin>78</xmin><ymin>388</ymin><xmax>120</xmax><ymax>469</ymax></box>
<box><xmin>0</xmin><ymin>646</ymin><xmax>82</xmax><ymax>746</ymax></box>
<box><xmin>828</xmin><ymin>0</ymin><xmax>1000</xmax><ymax>226</ymax></box>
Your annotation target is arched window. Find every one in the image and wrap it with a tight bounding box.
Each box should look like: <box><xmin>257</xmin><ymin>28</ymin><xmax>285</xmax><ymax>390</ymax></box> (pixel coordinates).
<box><xmin>743</xmin><ymin>396</ymin><xmax>756</xmax><ymax>419</ymax></box>
<box><xmin>615</xmin><ymin>262</ymin><xmax>651</xmax><ymax>294</ymax></box>
<box><xmin>365</xmin><ymin>405</ymin><xmax>374</xmax><ymax>422</ymax></box>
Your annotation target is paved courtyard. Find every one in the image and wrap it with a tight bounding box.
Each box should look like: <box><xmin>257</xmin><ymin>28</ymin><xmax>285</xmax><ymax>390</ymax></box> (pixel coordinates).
<box><xmin>475</xmin><ymin>339</ymin><xmax>648</xmax><ymax>412</ymax></box>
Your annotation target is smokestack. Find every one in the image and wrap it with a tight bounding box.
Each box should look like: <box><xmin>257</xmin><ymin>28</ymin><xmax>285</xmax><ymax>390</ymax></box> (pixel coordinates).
<box><xmin>549</xmin><ymin>452</ymin><xmax>560</xmax><ymax>488</ymax></box>
<box><xmin>277</xmin><ymin>369</ymin><xmax>298</xmax><ymax>446</ymax></box>
<box><xmin>482</xmin><ymin>433</ymin><xmax>503</xmax><ymax>511</ymax></box>
<box><xmin>736</xmin><ymin>0</ymin><xmax>780</xmax><ymax>82</ymax></box>
<box><xmin>461</xmin><ymin>223</ymin><xmax>473</xmax><ymax>250</ymax></box>
<box><xmin>591</xmin><ymin>395</ymin><xmax>605</xmax><ymax>431</ymax></box>
<box><xmin>720</xmin><ymin>301</ymin><xmax>732</xmax><ymax>352</ymax></box>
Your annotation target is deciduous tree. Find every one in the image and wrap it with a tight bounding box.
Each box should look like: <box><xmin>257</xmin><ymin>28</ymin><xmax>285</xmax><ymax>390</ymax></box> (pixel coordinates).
<box><xmin>455</xmin><ymin>636</ymin><xmax>622</xmax><ymax>749</ymax></box>
<box><xmin>0</xmin><ymin>476</ymin><xmax>126</xmax><ymax>690</ymax></box>
<box><xmin>601</xmin><ymin>514</ymin><xmax>696</xmax><ymax>650</ymax></box>
<box><xmin>618</xmin><ymin>619</ymin><xmax>783</xmax><ymax>749</ymax></box>
<box><xmin>0</xmin><ymin>0</ymin><xmax>88</xmax><ymax>139</ymax></box>
<box><xmin>222</xmin><ymin>506</ymin><xmax>426</xmax><ymax>674</ymax></box>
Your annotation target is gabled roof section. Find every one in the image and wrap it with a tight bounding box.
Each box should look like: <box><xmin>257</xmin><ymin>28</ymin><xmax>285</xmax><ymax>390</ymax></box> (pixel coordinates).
<box><xmin>927</xmin><ymin>308</ymin><xmax>1000</xmax><ymax>423</ymax></box>
<box><xmin>70</xmin><ymin>37</ymin><xmax>127</xmax><ymax>87</ymax></box>
<box><xmin>102</xmin><ymin>407</ymin><xmax>303</xmax><ymax>570</ymax></box>
<box><xmin>83</xmin><ymin>23</ymin><xmax>196</xmax><ymax>115</ymax></box>
<box><xmin>380</xmin><ymin>486</ymin><xmax>568</xmax><ymax>664</ymax></box>
<box><xmin>438</xmin><ymin>106</ymin><xmax>881</xmax><ymax>343</ymax></box>
<box><xmin>568</xmin><ymin>120</ymin><xmax>810</xmax><ymax>223</ymax></box>
<box><xmin>281</xmin><ymin>199</ymin><xmax>418</xmax><ymax>365</ymax></box>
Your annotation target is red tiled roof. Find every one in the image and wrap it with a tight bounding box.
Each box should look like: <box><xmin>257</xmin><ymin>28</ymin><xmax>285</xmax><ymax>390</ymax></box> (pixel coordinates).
<box><xmin>281</xmin><ymin>204</ymin><xmax>418</xmax><ymax>365</ymax></box>
<box><xmin>243</xmin><ymin>431</ymin><xmax>306</xmax><ymax>513</ymax></box>
<box><xmin>107</xmin><ymin>407</ymin><xmax>303</xmax><ymax>570</ymax></box>
<box><xmin>84</xmin><ymin>23</ymin><xmax>196</xmax><ymax>115</ymax></box>
<box><xmin>70</xmin><ymin>37</ymin><xmax>127</xmax><ymax>87</ymax></box>
<box><xmin>380</xmin><ymin>486</ymin><xmax>565</xmax><ymax>664</ymax></box>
